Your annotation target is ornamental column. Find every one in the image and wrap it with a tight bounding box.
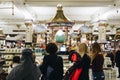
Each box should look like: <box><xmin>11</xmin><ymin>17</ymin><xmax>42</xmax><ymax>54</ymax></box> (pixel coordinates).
<box><xmin>25</xmin><ymin>20</ymin><xmax>33</xmax><ymax>47</ymax></box>
<box><xmin>98</xmin><ymin>23</ymin><xmax>107</xmax><ymax>43</ymax></box>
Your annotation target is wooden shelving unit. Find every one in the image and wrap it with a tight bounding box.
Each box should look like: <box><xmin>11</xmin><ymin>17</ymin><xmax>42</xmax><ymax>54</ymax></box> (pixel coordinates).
<box><xmin>0</xmin><ymin>49</ymin><xmax>23</xmax><ymax>73</ymax></box>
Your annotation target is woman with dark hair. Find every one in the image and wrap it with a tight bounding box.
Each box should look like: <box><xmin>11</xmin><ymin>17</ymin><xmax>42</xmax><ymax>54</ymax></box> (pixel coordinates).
<box><xmin>6</xmin><ymin>48</ymin><xmax>41</xmax><ymax>80</ymax></box>
<box><xmin>40</xmin><ymin>43</ymin><xmax>64</xmax><ymax>80</ymax></box>
<box><xmin>91</xmin><ymin>42</ymin><xmax>105</xmax><ymax>80</ymax></box>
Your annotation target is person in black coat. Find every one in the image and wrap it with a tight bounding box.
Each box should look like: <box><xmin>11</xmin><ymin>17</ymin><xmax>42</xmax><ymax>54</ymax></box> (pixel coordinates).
<box><xmin>6</xmin><ymin>48</ymin><xmax>41</xmax><ymax>80</ymax></box>
<box><xmin>115</xmin><ymin>45</ymin><xmax>120</xmax><ymax>78</ymax></box>
<box><xmin>91</xmin><ymin>42</ymin><xmax>105</xmax><ymax>80</ymax></box>
<box><xmin>40</xmin><ymin>43</ymin><xmax>64</xmax><ymax>80</ymax></box>
<box><xmin>77</xmin><ymin>43</ymin><xmax>91</xmax><ymax>80</ymax></box>
<box><xmin>64</xmin><ymin>43</ymin><xmax>90</xmax><ymax>80</ymax></box>
<box><xmin>106</xmin><ymin>50</ymin><xmax>115</xmax><ymax>68</ymax></box>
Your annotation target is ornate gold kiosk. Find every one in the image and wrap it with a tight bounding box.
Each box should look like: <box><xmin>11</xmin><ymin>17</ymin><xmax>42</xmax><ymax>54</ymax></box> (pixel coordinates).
<box><xmin>47</xmin><ymin>4</ymin><xmax>74</xmax><ymax>45</ymax></box>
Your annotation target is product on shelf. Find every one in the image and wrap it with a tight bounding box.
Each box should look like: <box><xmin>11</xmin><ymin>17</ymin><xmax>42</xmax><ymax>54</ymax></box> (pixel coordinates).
<box><xmin>0</xmin><ymin>48</ymin><xmax>23</xmax><ymax>73</ymax></box>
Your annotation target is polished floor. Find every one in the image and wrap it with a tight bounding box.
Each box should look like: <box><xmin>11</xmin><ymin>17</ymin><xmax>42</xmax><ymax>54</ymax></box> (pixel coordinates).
<box><xmin>89</xmin><ymin>67</ymin><xmax>120</xmax><ymax>80</ymax></box>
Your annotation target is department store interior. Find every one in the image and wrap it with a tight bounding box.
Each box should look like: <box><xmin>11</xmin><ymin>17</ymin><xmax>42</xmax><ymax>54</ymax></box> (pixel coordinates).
<box><xmin>0</xmin><ymin>0</ymin><xmax>120</xmax><ymax>80</ymax></box>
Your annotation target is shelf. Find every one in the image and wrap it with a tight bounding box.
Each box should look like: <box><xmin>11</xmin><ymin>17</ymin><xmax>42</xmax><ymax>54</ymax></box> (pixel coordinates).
<box><xmin>5</xmin><ymin>59</ymin><xmax>13</xmax><ymax>61</ymax></box>
<box><xmin>2</xmin><ymin>52</ymin><xmax>21</xmax><ymax>54</ymax></box>
<box><xmin>1</xmin><ymin>52</ymin><xmax>21</xmax><ymax>73</ymax></box>
<box><xmin>0</xmin><ymin>49</ymin><xmax>5</xmax><ymax>51</ymax></box>
<box><xmin>3</xmin><ymin>65</ymin><xmax>9</xmax><ymax>68</ymax></box>
<box><xmin>1</xmin><ymin>53</ymin><xmax>21</xmax><ymax>55</ymax></box>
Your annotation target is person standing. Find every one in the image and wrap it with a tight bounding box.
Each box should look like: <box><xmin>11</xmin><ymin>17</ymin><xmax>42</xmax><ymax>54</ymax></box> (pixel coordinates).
<box><xmin>6</xmin><ymin>48</ymin><xmax>41</xmax><ymax>80</ymax></box>
<box><xmin>77</xmin><ymin>43</ymin><xmax>91</xmax><ymax>80</ymax></box>
<box><xmin>8</xmin><ymin>56</ymin><xmax>20</xmax><ymax>73</ymax></box>
<box><xmin>115</xmin><ymin>45</ymin><xmax>120</xmax><ymax>78</ymax></box>
<box><xmin>91</xmin><ymin>42</ymin><xmax>105</xmax><ymax>80</ymax></box>
<box><xmin>106</xmin><ymin>50</ymin><xmax>115</xmax><ymax>68</ymax></box>
<box><xmin>64</xmin><ymin>43</ymin><xmax>91</xmax><ymax>80</ymax></box>
<box><xmin>40</xmin><ymin>43</ymin><xmax>64</xmax><ymax>80</ymax></box>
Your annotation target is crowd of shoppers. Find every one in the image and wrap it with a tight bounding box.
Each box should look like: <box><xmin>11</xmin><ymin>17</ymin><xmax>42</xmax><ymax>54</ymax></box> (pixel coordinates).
<box><xmin>5</xmin><ymin>41</ymin><xmax>120</xmax><ymax>80</ymax></box>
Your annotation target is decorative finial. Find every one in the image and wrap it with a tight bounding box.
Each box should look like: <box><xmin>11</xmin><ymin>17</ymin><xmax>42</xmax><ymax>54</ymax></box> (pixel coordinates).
<box><xmin>57</xmin><ymin>4</ymin><xmax>62</xmax><ymax>10</ymax></box>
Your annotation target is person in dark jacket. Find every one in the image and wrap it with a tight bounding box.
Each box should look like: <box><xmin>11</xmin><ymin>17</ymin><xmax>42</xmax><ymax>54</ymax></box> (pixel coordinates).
<box><xmin>106</xmin><ymin>50</ymin><xmax>115</xmax><ymax>68</ymax></box>
<box><xmin>77</xmin><ymin>43</ymin><xmax>91</xmax><ymax>80</ymax></box>
<box><xmin>40</xmin><ymin>43</ymin><xmax>64</xmax><ymax>80</ymax></box>
<box><xmin>65</xmin><ymin>43</ymin><xmax>90</xmax><ymax>80</ymax></box>
<box><xmin>115</xmin><ymin>45</ymin><xmax>120</xmax><ymax>78</ymax></box>
<box><xmin>6</xmin><ymin>48</ymin><xmax>41</xmax><ymax>80</ymax></box>
<box><xmin>91</xmin><ymin>42</ymin><xmax>105</xmax><ymax>80</ymax></box>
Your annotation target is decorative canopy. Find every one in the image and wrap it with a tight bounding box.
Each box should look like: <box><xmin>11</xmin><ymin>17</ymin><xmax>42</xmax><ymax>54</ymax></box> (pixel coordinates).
<box><xmin>34</xmin><ymin>24</ymin><xmax>47</xmax><ymax>33</ymax></box>
<box><xmin>80</xmin><ymin>25</ymin><xmax>92</xmax><ymax>33</ymax></box>
<box><xmin>47</xmin><ymin>4</ymin><xmax>74</xmax><ymax>27</ymax></box>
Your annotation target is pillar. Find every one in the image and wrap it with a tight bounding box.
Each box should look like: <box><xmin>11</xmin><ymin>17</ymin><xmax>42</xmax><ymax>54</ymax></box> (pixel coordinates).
<box><xmin>98</xmin><ymin>23</ymin><xmax>107</xmax><ymax>43</ymax></box>
<box><xmin>25</xmin><ymin>21</ymin><xmax>33</xmax><ymax>47</ymax></box>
